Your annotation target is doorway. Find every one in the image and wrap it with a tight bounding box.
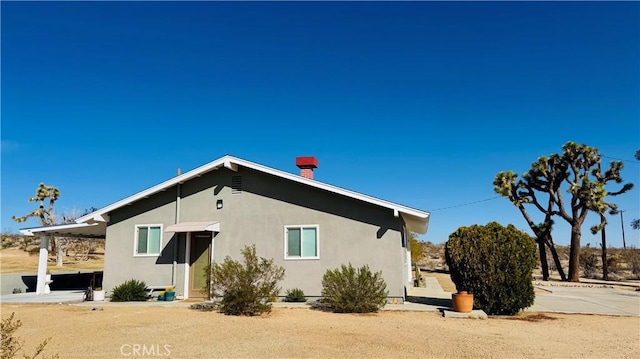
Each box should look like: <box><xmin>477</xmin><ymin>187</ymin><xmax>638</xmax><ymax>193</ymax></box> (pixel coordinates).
<box><xmin>189</xmin><ymin>232</ymin><xmax>212</xmax><ymax>298</ymax></box>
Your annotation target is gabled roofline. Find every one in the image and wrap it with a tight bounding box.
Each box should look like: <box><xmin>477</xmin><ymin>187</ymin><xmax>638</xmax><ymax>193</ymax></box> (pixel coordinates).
<box><xmin>77</xmin><ymin>155</ymin><xmax>430</xmax><ymax>233</ymax></box>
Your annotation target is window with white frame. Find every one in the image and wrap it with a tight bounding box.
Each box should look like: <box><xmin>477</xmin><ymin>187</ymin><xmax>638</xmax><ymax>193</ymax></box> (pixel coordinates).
<box><xmin>135</xmin><ymin>225</ymin><xmax>162</xmax><ymax>256</ymax></box>
<box><xmin>285</xmin><ymin>225</ymin><xmax>319</xmax><ymax>259</ymax></box>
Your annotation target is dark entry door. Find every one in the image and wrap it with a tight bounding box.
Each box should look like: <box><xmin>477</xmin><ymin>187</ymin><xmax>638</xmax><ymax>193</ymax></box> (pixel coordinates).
<box><xmin>189</xmin><ymin>233</ymin><xmax>211</xmax><ymax>298</ymax></box>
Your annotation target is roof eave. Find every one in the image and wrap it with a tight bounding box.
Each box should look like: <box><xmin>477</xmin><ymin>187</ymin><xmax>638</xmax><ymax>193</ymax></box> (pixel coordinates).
<box><xmin>76</xmin><ymin>155</ymin><xmax>431</xmax><ymax>228</ymax></box>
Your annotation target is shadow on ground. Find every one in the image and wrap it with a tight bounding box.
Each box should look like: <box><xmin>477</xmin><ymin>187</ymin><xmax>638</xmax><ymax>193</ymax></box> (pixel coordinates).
<box><xmin>406</xmin><ymin>295</ymin><xmax>451</xmax><ymax>309</ymax></box>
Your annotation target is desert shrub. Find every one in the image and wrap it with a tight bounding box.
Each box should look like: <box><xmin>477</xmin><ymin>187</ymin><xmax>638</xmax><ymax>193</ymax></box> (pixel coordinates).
<box><xmin>409</xmin><ymin>233</ymin><xmax>424</xmax><ymax>263</ymax></box>
<box><xmin>580</xmin><ymin>251</ymin><xmax>598</xmax><ymax>278</ymax></box>
<box><xmin>27</xmin><ymin>247</ymin><xmax>40</xmax><ymax>256</ymax></box>
<box><xmin>606</xmin><ymin>254</ymin><xmax>621</xmax><ymax>275</ymax></box>
<box><xmin>110</xmin><ymin>279</ymin><xmax>148</xmax><ymax>302</ymax></box>
<box><xmin>284</xmin><ymin>288</ymin><xmax>307</xmax><ymax>302</ymax></box>
<box><xmin>321</xmin><ymin>263</ymin><xmax>388</xmax><ymax>313</ymax></box>
<box><xmin>65</xmin><ymin>238</ymin><xmax>100</xmax><ymax>261</ymax></box>
<box><xmin>1</xmin><ymin>312</ymin><xmax>58</xmax><ymax>359</ymax></box>
<box><xmin>623</xmin><ymin>248</ymin><xmax>640</xmax><ymax>279</ymax></box>
<box><xmin>414</xmin><ymin>264</ymin><xmax>423</xmax><ymax>287</ymax></box>
<box><xmin>445</xmin><ymin>222</ymin><xmax>537</xmax><ymax>315</ymax></box>
<box><xmin>207</xmin><ymin>245</ymin><xmax>285</xmax><ymax>316</ymax></box>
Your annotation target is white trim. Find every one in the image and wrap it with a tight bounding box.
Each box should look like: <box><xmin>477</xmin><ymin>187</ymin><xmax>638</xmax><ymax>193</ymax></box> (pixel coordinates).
<box><xmin>284</xmin><ymin>224</ymin><xmax>320</xmax><ymax>260</ymax></box>
<box><xmin>88</xmin><ymin>214</ymin><xmax>109</xmax><ymax>223</ymax></box>
<box><xmin>224</xmin><ymin>159</ymin><xmax>238</xmax><ymax>172</ymax></box>
<box><xmin>20</xmin><ymin>222</ymin><xmax>103</xmax><ymax>236</ymax></box>
<box><xmin>75</xmin><ymin>155</ymin><xmax>430</xmax><ymax>234</ymax></box>
<box><xmin>184</xmin><ymin>232</ymin><xmax>191</xmax><ymax>299</ymax></box>
<box><xmin>165</xmin><ymin>221</ymin><xmax>220</xmax><ymax>233</ymax></box>
<box><xmin>406</xmin><ymin>247</ymin><xmax>412</xmax><ymax>284</ymax></box>
<box><xmin>210</xmin><ymin>233</ymin><xmax>215</xmax><ymax>300</ymax></box>
<box><xmin>133</xmin><ymin>224</ymin><xmax>163</xmax><ymax>257</ymax></box>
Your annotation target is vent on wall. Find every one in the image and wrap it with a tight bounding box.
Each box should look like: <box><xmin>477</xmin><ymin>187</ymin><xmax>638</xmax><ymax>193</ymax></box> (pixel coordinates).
<box><xmin>231</xmin><ymin>176</ymin><xmax>242</xmax><ymax>194</ymax></box>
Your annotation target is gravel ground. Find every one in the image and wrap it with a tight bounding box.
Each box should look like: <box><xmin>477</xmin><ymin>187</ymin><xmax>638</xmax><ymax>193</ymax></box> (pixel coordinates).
<box><xmin>2</xmin><ymin>304</ymin><xmax>638</xmax><ymax>359</ymax></box>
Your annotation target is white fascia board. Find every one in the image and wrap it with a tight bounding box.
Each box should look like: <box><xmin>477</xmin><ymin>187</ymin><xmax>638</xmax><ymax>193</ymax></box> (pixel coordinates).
<box><xmin>231</xmin><ymin>157</ymin><xmax>431</xmax><ymax>220</ymax></box>
<box><xmin>19</xmin><ymin>222</ymin><xmax>102</xmax><ymax>235</ymax></box>
<box><xmin>76</xmin><ymin>155</ymin><xmax>430</xmax><ymax>227</ymax></box>
<box><xmin>401</xmin><ymin>213</ymin><xmax>430</xmax><ymax>235</ymax></box>
<box><xmin>76</xmin><ymin>157</ymin><xmax>230</xmax><ymax>223</ymax></box>
<box><xmin>86</xmin><ymin>214</ymin><xmax>109</xmax><ymax>223</ymax></box>
<box><xmin>224</xmin><ymin>159</ymin><xmax>238</xmax><ymax>171</ymax></box>
<box><xmin>206</xmin><ymin>222</ymin><xmax>221</xmax><ymax>232</ymax></box>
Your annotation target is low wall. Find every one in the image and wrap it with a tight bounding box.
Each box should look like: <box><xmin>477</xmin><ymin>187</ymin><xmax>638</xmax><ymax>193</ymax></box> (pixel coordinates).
<box><xmin>0</xmin><ymin>271</ymin><xmax>103</xmax><ymax>295</ymax></box>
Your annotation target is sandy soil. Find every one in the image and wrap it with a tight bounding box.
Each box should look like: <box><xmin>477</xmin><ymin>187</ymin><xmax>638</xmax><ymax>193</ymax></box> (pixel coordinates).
<box><xmin>0</xmin><ymin>247</ymin><xmax>104</xmax><ymax>274</ymax></box>
<box><xmin>1</xmin><ymin>304</ymin><xmax>638</xmax><ymax>359</ymax></box>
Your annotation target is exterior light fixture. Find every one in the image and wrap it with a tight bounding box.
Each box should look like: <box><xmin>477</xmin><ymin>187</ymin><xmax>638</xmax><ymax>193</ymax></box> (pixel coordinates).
<box><xmin>216</xmin><ymin>199</ymin><xmax>223</xmax><ymax>209</ymax></box>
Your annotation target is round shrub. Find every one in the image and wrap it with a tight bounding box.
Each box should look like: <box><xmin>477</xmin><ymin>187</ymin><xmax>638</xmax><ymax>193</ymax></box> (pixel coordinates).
<box><xmin>321</xmin><ymin>263</ymin><xmax>388</xmax><ymax>313</ymax></box>
<box><xmin>445</xmin><ymin>222</ymin><xmax>537</xmax><ymax>315</ymax></box>
<box><xmin>110</xmin><ymin>279</ymin><xmax>148</xmax><ymax>302</ymax></box>
<box><xmin>208</xmin><ymin>245</ymin><xmax>285</xmax><ymax>316</ymax></box>
<box><xmin>284</xmin><ymin>288</ymin><xmax>307</xmax><ymax>302</ymax></box>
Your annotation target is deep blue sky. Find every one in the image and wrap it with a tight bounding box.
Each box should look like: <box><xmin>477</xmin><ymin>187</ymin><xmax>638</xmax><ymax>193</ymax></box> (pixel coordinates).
<box><xmin>2</xmin><ymin>2</ymin><xmax>639</xmax><ymax>248</ymax></box>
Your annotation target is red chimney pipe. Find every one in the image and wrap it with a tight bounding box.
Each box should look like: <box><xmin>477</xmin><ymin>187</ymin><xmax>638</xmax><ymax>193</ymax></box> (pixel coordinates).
<box><xmin>296</xmin><ymin>156</ymin><xmax>318</xmax><ymax>180</ymax></box>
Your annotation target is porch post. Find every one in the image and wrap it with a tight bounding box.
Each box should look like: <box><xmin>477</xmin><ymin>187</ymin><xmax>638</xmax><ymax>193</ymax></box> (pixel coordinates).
<box><xmin>36</xmin><ymin>235</ymin><xmax>50</xmax><ymax>295</ymax></box>
<box><xmin>183</xmin><ymin>232</ymin><xmax>190</xmax><ymax>299</ymax></box>
<box><xmin>209</xmin><ymin>234</ymin><xmax>215</xmax><ymax>300</ymax></box>
<box><xmin>406</xmin><ymin>247</ymin><xmax>412</xmax><ymax>284</ymax></box>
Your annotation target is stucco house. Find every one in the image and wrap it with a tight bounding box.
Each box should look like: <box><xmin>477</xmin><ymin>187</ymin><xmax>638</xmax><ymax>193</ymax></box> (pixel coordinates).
<box><xmin>21</xmin><ymin>155</ymin><xmax>430</xmax><ymax>302</ymax></box>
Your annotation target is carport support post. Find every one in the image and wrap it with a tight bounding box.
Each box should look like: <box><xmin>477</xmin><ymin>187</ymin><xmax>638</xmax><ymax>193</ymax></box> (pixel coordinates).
<box><xmin>36</xmin><ymin>235</ymin><xmax>50</xmax><ymax>294</ymax></box>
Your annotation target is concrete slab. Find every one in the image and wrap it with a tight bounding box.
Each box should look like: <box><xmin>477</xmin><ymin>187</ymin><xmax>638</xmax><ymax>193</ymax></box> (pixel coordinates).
<box><xmin>0</xmin><ymin>290</ymin><xmax>86</xmax><ymax>304</ymax></box>
<box><xmin>527</xmin><ymin>285</ymin><xmax>640</xmax><ymax>316</ymax></box>
<box><xmin>443</xmin><ymin>309</ymin><xmax>487</xmax><ymax>319</ymax></box>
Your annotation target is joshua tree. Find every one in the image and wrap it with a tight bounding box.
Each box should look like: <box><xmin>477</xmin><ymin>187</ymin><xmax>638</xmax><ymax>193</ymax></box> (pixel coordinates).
<box><xmin>494</xmin><ymin>157</ymin><xmax>566</xmax><ymax>281</ymax></box>
<box><xmin>495</xmin><ymin>142</ymin><xmax>633</xmax><ymax>282</ymax></box>
<box><xmin>12</xmin><ymin>183</ymin><xmax>64</xmax><ymax>266</ymax></box>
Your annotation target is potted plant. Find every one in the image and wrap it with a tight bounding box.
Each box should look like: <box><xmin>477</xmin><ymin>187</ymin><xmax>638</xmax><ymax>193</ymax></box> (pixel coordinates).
<box><xmin>158</xmin><ymin>286</ymin><xmax>175</xmax><ymax>301</ymax></box>
<box><xmin>445</xmin><ymin>229</ymin><xmax>477</xmax><ymax>313</ymax></box>
<box><xmin>93</xmin><ymin>287</ymin><xmax>105</xmax><ymax>301</ymax></box>
<box><xmin>445</xmin><ymin>223</ymin><xmax>539</xmax><ymax>315</ymax></box>
<box><xmin>451</xmin><ymin>290</ymin><xmax>473</xmax><ymax>313</ymax></box>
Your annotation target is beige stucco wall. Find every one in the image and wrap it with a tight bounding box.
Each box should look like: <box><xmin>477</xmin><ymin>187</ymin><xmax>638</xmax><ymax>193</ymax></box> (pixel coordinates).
<box><xmin>104</xmin><ymin>166</ymin><xmax>408</xmax><ymax>300</ymax></box>
<box><xmin>103</xmin><ymin>189</ymin><xmax>180</xmax><ymax>294</ymax></box>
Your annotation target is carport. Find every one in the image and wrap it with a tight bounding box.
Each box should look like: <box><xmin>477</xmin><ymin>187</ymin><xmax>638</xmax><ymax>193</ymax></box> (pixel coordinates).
<box><xmin>19</xmin><ymin>221</ymin><xmax>106</xmax><ymax>295</ymax></box>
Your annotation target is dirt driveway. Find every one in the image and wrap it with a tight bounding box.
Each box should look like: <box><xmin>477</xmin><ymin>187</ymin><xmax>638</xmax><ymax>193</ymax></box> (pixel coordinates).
<box><xmin>2</xmin><ymin>304</ymin><xmax>639</xmax><ymax>359</ymax></box>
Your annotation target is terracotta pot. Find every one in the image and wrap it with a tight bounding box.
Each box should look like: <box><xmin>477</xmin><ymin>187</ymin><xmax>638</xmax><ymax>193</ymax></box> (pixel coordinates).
<box><xmin>452</xmin><ymin>291</ymin><xmax>474</xmax><ymax>313</ymax></box>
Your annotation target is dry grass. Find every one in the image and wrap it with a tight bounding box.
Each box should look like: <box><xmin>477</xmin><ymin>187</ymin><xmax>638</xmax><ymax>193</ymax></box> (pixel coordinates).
<box><xmin>1</xmin><ymin>304</ymin><xmax>638</xmax><ymax>359</ymax></box>
<box><xmin>0</xmin><ymin>247</ymin><xmax>104</xmax><ymax>274</ymax></box>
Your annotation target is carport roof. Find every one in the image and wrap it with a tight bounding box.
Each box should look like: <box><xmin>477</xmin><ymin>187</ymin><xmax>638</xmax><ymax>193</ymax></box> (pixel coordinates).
<box><xmin>20</xmin><ymin>222</ymin><xmax>106</xmax><ymax>239</ymax></box>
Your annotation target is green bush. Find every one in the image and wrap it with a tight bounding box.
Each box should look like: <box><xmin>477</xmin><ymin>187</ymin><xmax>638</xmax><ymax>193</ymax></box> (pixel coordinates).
<box><xmin>207</xmin><ymin>245</ymin><xmax>285</xmax><ymax>316</ymax></box>
<box><xmin>110</xmin><ymin>279</ymin><xmax>148</xmax><ymax>302</ymax></box>
<box><xmin>284</xmin><ymin>288</ymin><xmax>307</xmax><ymax>302</ymax></box>
<box><xmin>445</xmin><ymin>222</ymin><xmax>537</xmax><ymax>315</ymax></box>
<box><xmin>321</xmin><ymin>263</ymin><xmax>388</xmax><ymax>313</ymax></box>
<box><xmin>579</xmin><ymin>251</ymin><xmax>598</xmax><ymax>278</ymax></box>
